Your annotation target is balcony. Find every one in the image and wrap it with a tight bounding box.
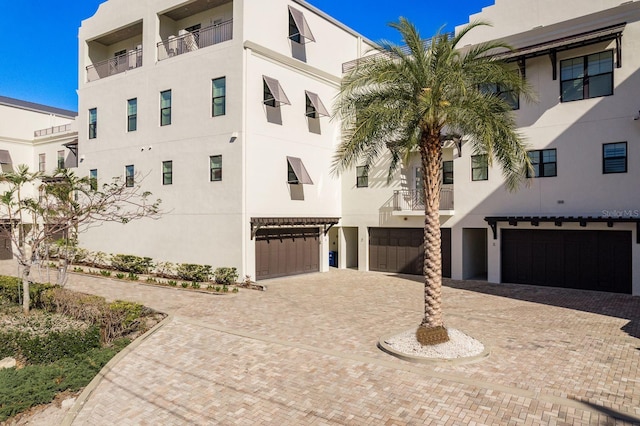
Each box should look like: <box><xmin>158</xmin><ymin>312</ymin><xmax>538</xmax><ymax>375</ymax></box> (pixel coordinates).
<box><xmin>157</xmin><ymin>20</ymin><xmax>233</xmax><ymax>61</ymax></box>
<box><xmin>86</xmin><ymin>49</ymin><xmax>143</xmax><ymax>82</ymax></box>
<box><xmin>392</xmin><ymin>188</ymin><xmax>454</xmax><ymax>214</ymax></box>
<box><xmin>34</xmin><ymin>124</ymin><xmax>73</xmax><ymax>138</ymax></box>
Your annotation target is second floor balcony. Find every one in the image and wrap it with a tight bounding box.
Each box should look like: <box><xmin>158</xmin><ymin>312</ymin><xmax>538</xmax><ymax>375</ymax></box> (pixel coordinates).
<box><xmin>86</xmin><ymin>49</ymin><xmax>143</xmax><ymax>82</ymax></box>
<box><xmin>393</xmin><ymin>188</ymin><xmax>454</xmax><ymax>215</ymax></box>
<box><xmin>157</xmin><ymin>19</ymin><xmax>233</xmax><ymax>61</ymax></box>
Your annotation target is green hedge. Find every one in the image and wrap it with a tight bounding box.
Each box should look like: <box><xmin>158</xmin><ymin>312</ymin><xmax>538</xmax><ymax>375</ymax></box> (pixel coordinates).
<box><xmin>176</xmin><ymin>263</ymin><xmax>212</xmax><ymax>282</ymax></box>
<box><xmin>0</xmin><ymin>276</ymin><xmax>56</xmax><ymax>309</ymax></box>
<box><xmin>0</xmin><ymin>340</ymin><xmax>128</xmax><ymax>422</ymax></box>
<box><xmin>0</xmin><ymin>326</ymin><xmax>100</xmax><ymax>365</ymax></box>
<box><xmin>111</xmin><ymin>254</ymin><xmax>153</xmax><ymax>274</ymax></box>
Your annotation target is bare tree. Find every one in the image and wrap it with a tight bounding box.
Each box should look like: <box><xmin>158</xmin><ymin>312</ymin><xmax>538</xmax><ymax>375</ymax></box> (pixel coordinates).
<box><xmin>0</xmin><ymin>165</ymin><xmax>161</xmax><ymax>314</ymax></box>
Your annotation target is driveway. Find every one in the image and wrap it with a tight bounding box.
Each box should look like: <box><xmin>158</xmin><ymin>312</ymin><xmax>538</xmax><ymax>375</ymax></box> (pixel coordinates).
<box><xmin>5</xmin><ymin>263</ymin><xmax>640</xmax><ymax>425</ymax></box>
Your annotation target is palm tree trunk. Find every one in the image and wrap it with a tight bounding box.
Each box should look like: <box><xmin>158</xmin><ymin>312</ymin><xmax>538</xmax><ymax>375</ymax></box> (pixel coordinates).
<box><xmin>416</xmin><ymin>133</ymin><xmax>449</xmax><ymax>345</ymax></box>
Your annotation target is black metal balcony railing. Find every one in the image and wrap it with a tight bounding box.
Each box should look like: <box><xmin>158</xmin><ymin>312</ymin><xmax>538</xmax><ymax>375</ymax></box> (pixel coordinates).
<box><xmin>157</xmin><ymin>20</ymin><xmax>233</xmax><ymax>61</ymax></box>
<box><xmin>393</xmin><ymin>188</ymin><xmax>454</xmax><ymax>212</ymax></box>
<box><xmin>86</xmin><ymin>49</ymin><xmax>143</xmax><ymax>82</ymax></box>
<box><xmin>34</xmin><ymin>124</ymin><xmax>73</xmax><ymax>138</ymax></box>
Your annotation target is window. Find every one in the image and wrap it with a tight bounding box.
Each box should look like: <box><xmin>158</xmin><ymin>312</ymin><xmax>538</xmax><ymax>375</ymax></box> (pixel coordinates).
<box><xmin>160</xmin><ymin>90</ymin><xmax>172</xmax><ymax>126</ymax></box>
<box><xmin>471</xmin><ymin>155</ymin><xmax>488</xmax><ymax>181</ymax></box>
<box><xmin>561</xmin><ymin>51</ymin><xmax>613</xmax><ymax>102</ymax></box>
<box><xmin>210</xmin><ymin>155</ymin><xmax>222</xmax><ymax>181</ymax></box>
<box><xmin>57</xmin><ymin>150</ymin><xmax>65</xmax><ymax>169</ymax></box>
<box><xmin>305</xmin><ymin>91</ymin><xmax>329</xmax><ymax>118</ymax></box>
<box><xmin>288</xmin><ymin>6</ymin><xmax>315</xmax><ymax>44</ymax></box>
<box><xmin>527</xmin><ymin>149</ymin><xmax>557</xmax><ymax>178</ymax></box>
<box><xmin>212</xmin><ymin>77</ymin><xmax>226</xmax><ymax>117</ymax></box>
<box><xmin>603</xmin><ymin>142</ymin><xmax>627</xmax><ymax>174</ymax></box>
<box><xmin>89</xmin><ymin>169</ymin><xmax>98</xmax><ymax>190</ymax></box>
<box><xmin>162</xmin><ymin>161</ymin><xmax>173</xmax><ymax>185</ymax></box>
<box><xmin>442</xmin><ymin>161</ymin><xmax>454</xmax><ymax>184</ymax></box>
<box><xmin>38</xmin><ymin>153</ymin><xmax>45</xmax><ymax>172</ymax></box>
<box><xmin>127</xmin><ymin>98</ymin><xmax>137</xmax><ymax>132</ymax></box>
<box><xmin>286</xmin><ymin>156</ymin><xmax>313</xmax><ymax>185</ymax></box>
<box><xmin>89</xmin><ymin>108</ymin><xmax>97</xmax><ymax>139</ymax></box>
<box><xmin>125</xmin><ymin>165</ymin><xmax>134</xmax><ymax>187</ymax></box>
<box><xmin>479</xmin><ymin>83</ymin><xmax>519</xmax><ymax>110</ymax></box>
<box><xmin>356</xmin><ymin>166</ymin><xmax>368</xmax><ymax>188</ymax></box>
<box><xmin>263</xmin><ymin>76</ymin><xmax>290</xmax><ymax>107</ymax></box>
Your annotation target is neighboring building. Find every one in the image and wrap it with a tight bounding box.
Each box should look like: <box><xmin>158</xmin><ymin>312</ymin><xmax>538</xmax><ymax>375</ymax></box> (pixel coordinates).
<box><xmin>77</xmin><ymin>0</ymin><xmax>375</xmax><ymax>280</ymax></box>
<box><xmin>74</xmin><ymin>0</ymin><xmax>640</xmax><ymax>296</ymax></box>
<box><xmin>0</xmin><ymin>96</ymin><xmax>78</xmax><ymax>259</ymax></box>
<box><xmin>338</xmin><ymin>0</ymin><xmax>640</xmax><ymax>296</ymax></box>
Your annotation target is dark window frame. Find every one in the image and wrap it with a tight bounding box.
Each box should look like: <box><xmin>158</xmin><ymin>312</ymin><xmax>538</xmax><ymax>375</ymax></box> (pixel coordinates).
<box><xmin>263</xmin><ymin>80</ymin><xmax>276</xmax><ymax>107</ymax></box>
<box><xmin>442</xmin><ymin>160</ymin><xmax>454</xmax><ymax>184</ymax></box>
<box><xmin>288</xmin><ymin>11</ymin><xmax>301</xmax><ymax>43</ymax></box>
<box><xmin>603</xmin><ymin>142</ymin><xmax>627</xmax><ymax>174</ymax></box>
<box><xmin>356</xmin><ymin>166</ymin><xmax>368</xmax><ymax>188</ymax></box>
<box><xmin>527</xmin><ymin>149</ymin><xmax>557</xmax><ymax>178</ymax></box>
<box><xmin>160</xmin><ymin>90</ymin><xmax>172</xmax><ymax>126</ymax></box>
<box><xmin>57</xmin><ymin>150</ymin><xmax>65</xmax><ymax>169</ymax></box>
<box><xmin>162</xmin><ymin>161</ymin><xmax>173</xmax><ymax>185</ymax></box>
<box><xmin>125</xmin><ymin>165</ymin><xmax>134</xmax><ymax>187</ymax></box>
<box><xmin>560</xmin><ymin>50</ymin><xmax>614</xmax><ymax>102</ymax></box>
<box><xmin>212</xmin><ymin>77</ymin><xmax>226</xmax><ymax>117</ymax></box>
<box><xmin>88</xmin><ymin>108</ymin><xmax>97</xmax><ymax>139</ymax></box>
<box><xmin>127</xmin><ymin>98</ymin><xmax>137</xmax><ymax>132</ymax></box>
<box><xmin>210</xmin><ymin>155</ymin><xmax>222</xmax><ymax>181</ymax></box>
<box><xmin>471</xmin><ymin>155</ymin><xmax>488</xmax><ymax>181</ymax></box>
<box><xmin>38</xmin><ymin>153</ymin><xmax>45</xmax><ymax>172</ymax></box>
<box><xmin>89</xmin><ymin>169</ymin><xmax>98</xmax><ymax>190</ymax></box>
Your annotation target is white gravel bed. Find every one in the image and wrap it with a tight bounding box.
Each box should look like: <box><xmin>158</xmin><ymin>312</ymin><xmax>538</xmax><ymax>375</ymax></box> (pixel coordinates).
<box><xmin>384</xmin><ymin>328</ymin><xmax>484</xmax><ymax>359</ymax></box>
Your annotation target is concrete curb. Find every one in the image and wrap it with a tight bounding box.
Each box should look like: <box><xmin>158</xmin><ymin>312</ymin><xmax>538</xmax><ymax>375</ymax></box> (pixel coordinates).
<box><xmin>377</xmin><ymin>329</ymin><xmax>491</xmax><ymax>365</ymax></box>
<box><xmin>60</xmin><ymin>314</ymin><xmax>173</xmax><ymax>426</ymax></box>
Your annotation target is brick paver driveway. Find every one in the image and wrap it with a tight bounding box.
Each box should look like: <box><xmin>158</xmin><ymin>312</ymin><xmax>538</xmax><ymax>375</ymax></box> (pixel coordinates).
<box><xmin>10</xmin><ymin>264</ymin><xmax>640</xmax><ymax>425</ymax></box>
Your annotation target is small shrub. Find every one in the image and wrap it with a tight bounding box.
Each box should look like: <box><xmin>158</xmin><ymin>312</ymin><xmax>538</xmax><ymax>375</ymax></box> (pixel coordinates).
<box><xmin>214</xmin><ymin>267</ymin><xmax>238</xmax><ymax>285</ymax></box>
<box><xmin>190</xmin><ymin>282</ymin><xmax>200</xmax><ymax>289</ymax></box>
<box><xmin>180</xmin><ymin>282</ymin><xmax>189</xmax><ymax>288</ymax></box>
<box><xmin>111</xmin><ymin>254</ymin><xmax>153</xmax><ymax>274</ymax></box>
<box><xmin>167</xmin><ymin>280</ymin><xmax>177</xmax><ymax>287</ymax></box>
<box><xmin>115</xmin><ymin>273</ymin><xmax>125</xmax><ymax>280</ymax></box>
<box><xmin>176</xmin><ymin>263</ymin><xmax>211</xmax><ymax>282</ymax></box>
<box><xmin>99</xmin><ymin>270</ymin><xmax>111</xmax><ymax>277</ymax></box>
<box><xmin>127</xmin><ymin>273</ymin><xmax>139</xmax><ymax>281</ymax></box>
<box><xmin>145</xmin><ymin>277</ymin><xmax>157</xmax><ymax>283</ymax></box>
<box><xmin>154</xmin><ymin>261</ymin><xmax>176</xmax><ymax>279</ymax></box>
<box><xmin>215</xmin><ymin>286</ymin><xmax>221</xmax><ymax>292</ymax></box>
<box><xmin>232</xmin><ymin>287</ymin><xmax>239</xmax><ymax>293</ymax></box>
<box><xmin>0</xmin><ymin>277</ymin><xmax>56</xmax><ymax>309</ymax></box>
<box><xmin>222</xmin><ymin>284</ymin><xmax>229</xmax><ymax>293</ymax></box>
<box><xmin>73</xmin><ymin>267</ymin><xmax>84</xmax><ymax>273</ymax></box>
<box><xmin>14</xmin><ymin>326</ymin><xmax>101</xmax><ymax>364</ymax></box>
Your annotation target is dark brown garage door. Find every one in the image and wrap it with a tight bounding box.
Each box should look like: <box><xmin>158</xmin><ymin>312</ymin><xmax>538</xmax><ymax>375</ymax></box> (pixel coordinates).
<box><xmin>502</xmin><ymin>229</ymin><xmax>631</xmax><ymax>294</ymax></box>
<box><xmin>255</xmin><ymin>228</ymin><xmax>320</xmax><ymax>280</ymax></box>
<box><xmin>369</xmin><ymin>228</ymin><xmax>451</xmax><ymax>277</ymax></box>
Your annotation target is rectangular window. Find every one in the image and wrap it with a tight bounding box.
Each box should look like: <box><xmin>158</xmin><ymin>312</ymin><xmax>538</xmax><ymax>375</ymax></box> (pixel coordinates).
<box><xmin>125</xmin><ymin>165</ymin><xmax>134</xmax><ymax>187</ymax></box>
<box><xmin>442</xmin><ymin>160</ymin><xmax>454</xmax><ymax>184</ymax></box>
<box><xmin>89</xmin><ymin>169</ymin><xmax>98</xmax><ymax>190</ymax></box>
<box><xmin>561</xmin><ymin>51</ymin><xmax>613</xmax><ymax>102</ymax></box>
<box><xmin>212</xmin><ymin>77</ymin><xmax>226</xmax><ymax>117</ymax></box>
<box><xmin>57</xmin><ymin>150</ymin><xmax>65</xmax><ymax>169</ymax></box>
<box><xmin>160</xmin><ymin>90</ymin><xmax>172</xmax><ymax>126</ymax></box>
<box><xmin>162</xmin><ymin>161</ymin><xmax>173</xmax><ymax>185</ymax></box>
<box><xmin>127</xmin><ymin>98</ymin><xmax>137</xmax><ymax>132</ymax></box>
<box><xmin>289</xmin><ymin>10</ymin><xmax>301</xmax><ymax>43</ymax></box>
<box><xmin>471</xmin><ymin>155</ymin><xmax>488</xmax><ymax>181</ymax></box>
<box><xmin>287</xmin><ymin>162</ymin><xmax>299</xmax><ymax>184</ymax></box>
<box><xmin>356</xmin><ymin>166</ymin><xmax>368</xmax><ymax>188</ymax></box>
<box><xmin>527</xmin><ymin>149</ymin><xmax>557</xmax><ymax>178</ymax></box>
<box><xmin>38</xmin><ymin>153</ymin><xmax>45</xmax><ymax>172</ymax></box>
<box><xmin>210</xmin><ymin>155</ymin><xmax>222</xmax><ymax>181</ymax></box>
<box><xmin>479</xmin><ymin>83</ymin><xmax>519</xmax><ymax>110</ymax></box>
<box><xmin>603</xmin><ymin>142</ymin><xmax>627</xmax><ymax>174</ymax></box>
<box><xmin>89</xmin><ymin>108</ymin><xmax>97</xmax><ymax>139</ymax></box>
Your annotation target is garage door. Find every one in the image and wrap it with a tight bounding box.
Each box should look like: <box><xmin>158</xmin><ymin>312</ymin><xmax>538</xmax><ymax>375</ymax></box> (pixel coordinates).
<box><xmin>369</xmin><ymin>228</ymin><xmax>451</xmax><ymax>277</ymax></box>
<box><xmin>502</xmin><ymin>229</ymin><xmax>631</xmax><ymax>294</ymax></box>
<box><xmin>255</xmin><ymin>228</ymin><xmax>319</xmax><ymax>280</ymax></box>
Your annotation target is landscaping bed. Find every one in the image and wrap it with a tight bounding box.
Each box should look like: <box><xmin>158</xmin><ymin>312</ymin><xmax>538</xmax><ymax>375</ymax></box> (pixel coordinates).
<box><xmin>0</xmin><ymin>276</ymin><xmax>165</xmax><ymax>423</ymax></box>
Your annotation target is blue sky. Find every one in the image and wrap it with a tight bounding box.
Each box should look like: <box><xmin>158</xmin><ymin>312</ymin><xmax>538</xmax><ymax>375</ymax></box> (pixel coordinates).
<box><xmin>0</xmin><ymin>0</ymin><xmax>493</xmax><ymax>112</ymax></box>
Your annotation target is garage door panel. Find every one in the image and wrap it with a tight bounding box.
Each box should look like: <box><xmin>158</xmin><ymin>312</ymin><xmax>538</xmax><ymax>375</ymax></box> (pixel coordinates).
<box><xmin>369</xmin><ymin>228</ymin><xmax>449</xmax><ymax>276</ymax></box>
<box><xmin>255</xmin><ymin>228</ymin><xmax>320</xmax><ymax>280</ymax></box>
<box><xmin>502</xmin><ymin>229</ymin><xmax>631</xmax><ymax>294</ymax></box>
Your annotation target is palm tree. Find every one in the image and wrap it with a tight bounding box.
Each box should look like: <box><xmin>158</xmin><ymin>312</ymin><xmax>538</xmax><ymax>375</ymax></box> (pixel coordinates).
<box><xmin>333</xmin><ymin>19</ymin><xmax>533</xmax><ymax>345</ymax></box>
